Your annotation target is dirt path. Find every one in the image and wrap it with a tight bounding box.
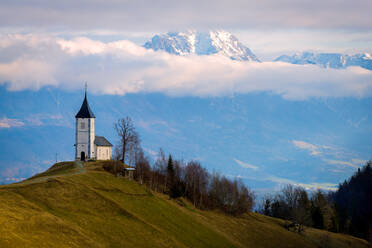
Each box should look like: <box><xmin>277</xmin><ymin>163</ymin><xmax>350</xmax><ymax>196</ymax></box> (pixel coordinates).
<box><xmin>74</xmin><ymin>161</ymin><xmax>85</xmax><ymax>174</ymax></box>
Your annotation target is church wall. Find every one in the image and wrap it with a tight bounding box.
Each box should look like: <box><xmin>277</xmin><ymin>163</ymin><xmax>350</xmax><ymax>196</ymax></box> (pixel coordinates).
<box><xmin>77</xmin><ymin>131</ymin><xmax>89</xmax><ymax>143</ymax></box>
<box><xmin>76</xmin><ymin>118</ymin><xmax>95</xmax><ymax>160</ymax></box>
<box><xmin>89</xmin><ymin>118</ymin><xmax>95</xmax><ymax>158</ymax></box>
<box><xmin>96</xmin><ymin>146</ymin><xmax>112</xmax><ymax>160</ymax></box>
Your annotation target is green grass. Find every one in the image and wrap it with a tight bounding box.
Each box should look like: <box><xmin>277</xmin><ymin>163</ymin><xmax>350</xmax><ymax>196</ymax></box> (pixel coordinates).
<box><xmin>0</xmin><ymin>161</ymin><xmax>369</xmax><ymax>248</ymax></box>
<box><xmin>27</xmin><ymin>162</ymin><xmax>79</xmax><ymax>180</ymax></box>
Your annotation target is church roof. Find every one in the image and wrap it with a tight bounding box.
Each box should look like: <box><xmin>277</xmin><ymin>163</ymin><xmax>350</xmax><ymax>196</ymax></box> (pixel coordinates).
<box><xmin>75</xmin><ymin>92</ymin><xmax>95</xmax><ymax>118</ymax></box>
<box><xmin>95</xmin><ymin>136</ymin><xmax>113</xmax><ymax>147</ymax></box>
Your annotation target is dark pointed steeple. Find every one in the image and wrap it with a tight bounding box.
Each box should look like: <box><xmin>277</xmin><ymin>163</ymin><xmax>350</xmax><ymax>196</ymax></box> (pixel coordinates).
<box><xmin>75</xmin><ymin>84</ymin><xmax>95</xmax><ymax>118</ymax></box>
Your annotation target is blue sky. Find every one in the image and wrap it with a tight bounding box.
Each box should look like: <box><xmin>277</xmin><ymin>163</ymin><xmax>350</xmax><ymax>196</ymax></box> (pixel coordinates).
<box><xmin>0</xmin><ymin>0</ymin><xmax>371</xmax><ymax>193</ymax></box>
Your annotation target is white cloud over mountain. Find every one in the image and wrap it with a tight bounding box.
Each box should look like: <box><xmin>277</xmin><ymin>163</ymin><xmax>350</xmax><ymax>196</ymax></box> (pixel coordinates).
<box><xmin>0</xmin><ymin>0</ymin><xmax>371</xmax><ymax>31</ymax></box>
<box><xmin>1</xmin><ymin>34</ymin><xmax>372</xmax><ymax>100</ymax></box>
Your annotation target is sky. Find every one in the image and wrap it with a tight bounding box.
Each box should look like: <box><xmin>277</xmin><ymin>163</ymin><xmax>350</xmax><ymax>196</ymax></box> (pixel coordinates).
<box><xmin>0</xmin><ymin>0</ymin><xmax>371</xmax><ymax>193</ymax></box>
<box><xmin>1</xmin><ymin>0</ymin><xmax>372</xmax><ymax>58</ymax></box>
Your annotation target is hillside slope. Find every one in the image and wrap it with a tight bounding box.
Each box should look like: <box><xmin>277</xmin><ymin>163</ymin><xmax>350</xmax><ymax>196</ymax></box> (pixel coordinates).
<box><xmin>0</xmin><ymin>161</ymin><xmax>369</xmax><ymax>248</ymax></box>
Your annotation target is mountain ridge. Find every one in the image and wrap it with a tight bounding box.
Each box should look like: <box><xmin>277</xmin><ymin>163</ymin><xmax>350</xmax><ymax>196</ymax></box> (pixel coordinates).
<box><xmin>274</xmin><ymin>52</ymin><xmax>372</xmax><ymax>70</ymax></box>
<box><xmin>144</xmin><ymin>31</ymin><xmax>372</xmax><ymax>71</ymax></box>
<box><xmin>144</xmin><ymin>30</ymin><xmax>260</xmax><ymax>62</ymax></box>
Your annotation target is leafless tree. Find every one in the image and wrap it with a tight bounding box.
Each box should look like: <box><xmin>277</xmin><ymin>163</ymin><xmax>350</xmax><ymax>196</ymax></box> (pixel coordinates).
<box><xmin>281</xmin><ymin>185</ymin><xmax>311</xmax><ymax>225</ymax></box>
<box><xmin>127</xmin><ymin>134</ymin><xmax>141</xmax><ymax>167</ymax></box>
<box><xmin>113</xmin><ymin>146</ymin><xmax>121</xmax><ymax>160</ymax></box>
<box><xmin>114</xmin><ymin>117</ymin><xmax>138</xmax><ymax>164</ymax></box>
<box><xmin>151</xmin><ymin>148</ymin><xmax>167</xmax><ymax>192</ymax></box>
<box><xmin>134</xmin><ymin>148</ymin><xmax>151</xmax><ymax>185</ymax></box>
<box><xmin>185</xmin><ymin>161</ymin><xmax>209</xmax><ymax>207</ymax></box>
<box><xmin>208</xmin><ymin>173</ymin><xmax>254</xmax><ymax>215</ymax></box>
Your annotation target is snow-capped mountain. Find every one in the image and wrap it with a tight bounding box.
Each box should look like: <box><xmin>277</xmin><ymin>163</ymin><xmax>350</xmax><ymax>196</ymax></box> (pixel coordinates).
<box><xmin>274</xmin><ymin>52</ymin><xmax>372</xmax><ymax>70</ymax></box>
<box><xmin>144</xmin><ymin>30</ymin><xmax>260</xmax><ymax>62</ymax></box>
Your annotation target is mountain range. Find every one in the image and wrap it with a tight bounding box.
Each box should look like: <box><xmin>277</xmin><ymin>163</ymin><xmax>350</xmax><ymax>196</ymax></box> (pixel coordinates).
<box><xmin>144</xmin><ymin>30</ymin><xmax>260</xmax><ymax>62</ymax></box>
<box><xmin>274</xmin><ymin>52</ymin><xmax>372</xmax><ymax>70</ymax></box>
<box><xmin>144</xmin><ymin>30</ymin><xmax>372</xmax><ymax>70</ymax></box>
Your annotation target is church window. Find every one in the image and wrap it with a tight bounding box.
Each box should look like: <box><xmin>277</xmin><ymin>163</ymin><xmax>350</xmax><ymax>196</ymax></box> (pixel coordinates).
<box><xmin>81</xmin><ymin>122</ymin><xmax>85</xmax><ymax>129</ymax></box>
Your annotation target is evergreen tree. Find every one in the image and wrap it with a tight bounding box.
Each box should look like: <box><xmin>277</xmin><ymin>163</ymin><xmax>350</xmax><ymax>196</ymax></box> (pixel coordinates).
<box><xmin>311</xmin><ymin>205</ymin><xmax>324</xmax><ymax>229</ymax></box>
<box><xmin>333</xmin><ymin>161</ymin><xmax>372</xmax><ymax>240</ymax></box>
<box><xmin>167</xmin><ymin>154</ymin><xmax>174</xmax><ymax>186</ymax></box>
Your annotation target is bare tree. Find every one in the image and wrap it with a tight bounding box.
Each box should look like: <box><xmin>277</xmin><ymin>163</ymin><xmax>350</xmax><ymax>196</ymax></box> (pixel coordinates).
<box><xmin>208</xmin><ymin>173</ymin><xmax>254</xmax><ymax>215</ymax></box>
<box><xmin>114</xmin><ymin>117</ymin><xmax>138</xmax><ymax>164</ymax></box>
<box><xmin>134</xmin><ymin>148</ymin><xmax>151</xmax><ymax>185</ymax></box>
<box><xmin>113</xmin><ymin>146</ymin><xmax>121</xmax><ymax>160</ymax></box>
<box><xmin>151</xmin><ymin>148</ymin><xmax>167</xmax><ymax>192</ymax></box>
<box><xmin>185</xmin><ymin>161</ymin><xmax>209</xmax><ymax>207</ymax></box>
<box><xmin>127</xmin><ymin>133</ymin><xmax>141</xmax><ymax>167</ymax></box>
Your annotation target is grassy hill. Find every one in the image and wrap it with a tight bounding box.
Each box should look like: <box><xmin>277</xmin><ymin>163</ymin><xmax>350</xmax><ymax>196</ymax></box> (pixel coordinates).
<box><xmin>0</xmin><ymin>161</ymin><xmax>369</xmax><ymax>248</ymax></box>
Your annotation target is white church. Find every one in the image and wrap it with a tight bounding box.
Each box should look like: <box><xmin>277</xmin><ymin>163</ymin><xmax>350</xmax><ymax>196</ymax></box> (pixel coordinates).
<box><xmin>75</xmin><ymin>90</ymin><xmax>113</xmax><ymax>161</ymax></box>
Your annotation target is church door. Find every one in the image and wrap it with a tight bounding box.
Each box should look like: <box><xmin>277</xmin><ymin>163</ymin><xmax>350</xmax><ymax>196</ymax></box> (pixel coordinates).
<box><xmin>81</xmin><ymin>151</ymin><xmax>85</xmax><ymax>161</ymax></box>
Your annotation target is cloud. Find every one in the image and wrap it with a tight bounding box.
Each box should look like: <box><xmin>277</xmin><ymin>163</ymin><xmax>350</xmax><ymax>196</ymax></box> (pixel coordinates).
<box><xmin>351</xmin><ymin>158</ymin><xmax>367</xmax><ymax>165</ymax></box>
<box><xmin>137</xmin><ymin>119</ymin><xmax>179</xmax><ymax>137</ymax></box>
<box><xmin>5</xmin><ymin>177</ymin><xmax>26</xmax><ymax>183</ymax></box>
<box><xmin>1</xmin><ymin>34</ymin><xmax>372</xmax><ymax>100</ymax></box>
<box><xmin>234</xmin><ymin>158</ymin><xmax>259</xmax><ymax>170</ymax></box>
<box><xmin>0</xmin><ymin>0</ymin><xmax>371</xmax><ymax>31</ymax></box>
<box><xmin>0</xmin><ymin>160</ymin><xmax>47</xmax><ymax>184</ymax></box>
<box><xmin>0</xmin><ymin>117</ymin><xmax>24</xmax><ymax>128</ymax></box>
<box><xmin>291</xmin><ymin>140</ymin><xmax>366</xmax><ymax>170</ymax></box>
<box><xmin>329</xmin><ymin>169</ymin><xmax>346</xmax><ymax>173</ymax></box>
<box><xmin>235</xmin><ymin>30</ymin><xmax>372</xmax><ymax>60</ymax></box>
<box><xmin>138</xmin><ymin>119</ymin><xmax>172</xmax><ymax>130</ymax></box>
<box><xmin>325</xmin><ymin>159</ymin><xmax>361</xmax><ymax>169</ymax></box>
<box><xmin>25</xmin><ymin>113</ymin><xmax>65</xmax><ymax>127</ymax></box>
<box><xmin>0</xmin><ymin>113</ymin><xmax>68</xmax><ymax>129</ymax></box>
<box><xmin>296</xmin><ymin>182</ymin><xmax>338</xmax><ymax>191</ymax></box>
<box><xmin>235</xmin><ymin>174</ymin><xmax>338</xmax><ymax>191</ymax></box>
<box><xmin>143</xmin><ymin>147</ymin><xmax>158</xmax><ymax>158</ymax></box>
<box><xmin>265</xmin><ymin>176</ymin><xmax>338</xmax><ymax>191</ymax></box>
<box><xmin>292</xmin><ymin>140</ymin><xmax>320</xmax><ymax>156</ymax></box>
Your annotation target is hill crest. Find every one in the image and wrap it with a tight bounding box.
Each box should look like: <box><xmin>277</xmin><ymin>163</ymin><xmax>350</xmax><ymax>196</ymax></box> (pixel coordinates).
<box><xmin>0</xmin><ymin>161</ymin><xmax>369</xmax><ymax>248</ymax></box>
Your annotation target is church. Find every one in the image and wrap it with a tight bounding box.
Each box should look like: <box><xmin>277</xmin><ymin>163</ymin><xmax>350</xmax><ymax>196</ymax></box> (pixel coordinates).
<box><xmin>75</xmin><ymin>90</ymin><xmax>113</xmax><ymax>161</ymax></box>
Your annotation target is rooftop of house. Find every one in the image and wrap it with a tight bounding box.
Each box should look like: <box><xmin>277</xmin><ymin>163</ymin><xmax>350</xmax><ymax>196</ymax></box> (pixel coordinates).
<box><xmin>94</xmin><ymin>136</ymin><xmax>112</xmax><ymax>147</ymax></box>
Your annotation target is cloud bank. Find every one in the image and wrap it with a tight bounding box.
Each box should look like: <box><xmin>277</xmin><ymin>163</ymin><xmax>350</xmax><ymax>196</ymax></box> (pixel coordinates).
<box><xmin>1</xmin><ymin>34</ymin><xmax>372</xmax><ymax>100</ymax></box>
<box><xmin>0</xmin><ymin>0</ymin><xmax>371</xmax><ymax>31</ymax></box>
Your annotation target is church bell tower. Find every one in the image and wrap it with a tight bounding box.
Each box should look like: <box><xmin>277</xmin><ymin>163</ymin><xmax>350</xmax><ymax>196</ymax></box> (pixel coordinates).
<box><xmin>75</xmin><ymin>85</ymin><xmax>95</xmax><ymax>161</ymax></box>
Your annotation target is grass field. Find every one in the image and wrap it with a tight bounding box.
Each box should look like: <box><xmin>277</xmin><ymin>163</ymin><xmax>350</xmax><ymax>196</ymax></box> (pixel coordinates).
<box><xmin>0</xmin><ymin>161</ymin><xmax>369</xmax><ymax>248</ymax></box>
